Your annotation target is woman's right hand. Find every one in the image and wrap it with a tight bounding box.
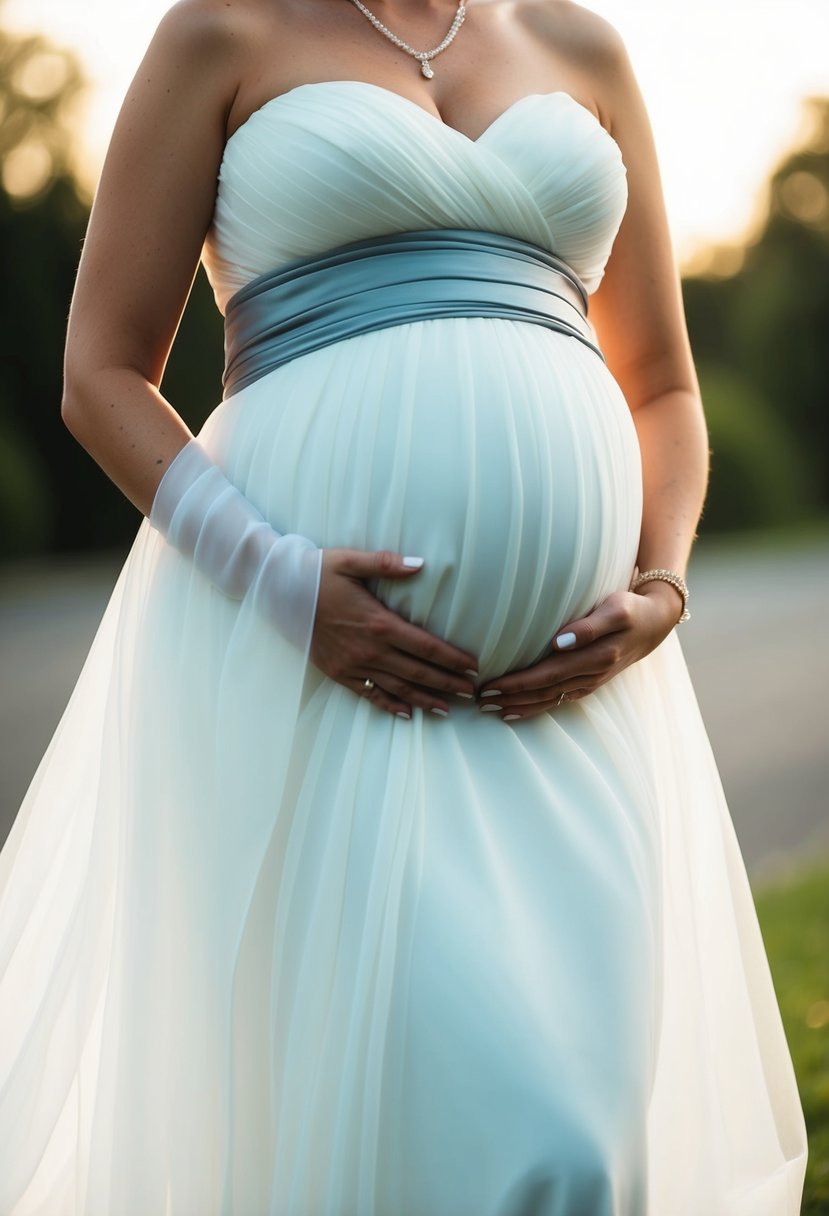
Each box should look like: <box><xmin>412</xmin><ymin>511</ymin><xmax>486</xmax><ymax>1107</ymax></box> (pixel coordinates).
<box><xmin>310</xmin><ymin>549</ymin><xmax>479</xmax><ymax>718</ymax></box>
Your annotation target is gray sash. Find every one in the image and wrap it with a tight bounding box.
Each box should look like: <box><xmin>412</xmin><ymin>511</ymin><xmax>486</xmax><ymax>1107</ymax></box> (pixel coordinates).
<box><xmin>222</xmin><ymin>228</ymin><xmax>603</xmax><ymax>398</ymax></box>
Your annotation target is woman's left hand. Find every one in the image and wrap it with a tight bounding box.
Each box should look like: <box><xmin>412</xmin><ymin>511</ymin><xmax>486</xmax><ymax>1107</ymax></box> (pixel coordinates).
<box><xmin>476</xmin><ymin>582</ymin><xmax>684</xmax><ymax>721</ymax></box>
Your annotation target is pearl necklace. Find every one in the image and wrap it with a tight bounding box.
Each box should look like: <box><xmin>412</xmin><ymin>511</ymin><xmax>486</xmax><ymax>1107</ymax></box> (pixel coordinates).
<box><xmin>345</xmin><ymin>0</ymin><xmax>467</xmax><ymax>78</ymax></box>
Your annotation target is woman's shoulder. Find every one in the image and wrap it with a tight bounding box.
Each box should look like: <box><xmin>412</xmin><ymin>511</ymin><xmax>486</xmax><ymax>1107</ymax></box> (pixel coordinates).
<box><xmin>149</xmin><ymin>0</ymin><xmax>269</xmax><ymax>68</ymax></box>
<box><xmin>514</xmin><ymin>0</ymin><xmax>630</xmax><ymax>75</ymax></box>
<box><xmin>511</xmin><ymin>0</ymin><xmax>639</xmax><ymax>133</ymax></box>
<box><xmin>139</xmin><ymin>0</ymin><xmax>285</xmax><ymax>132</ymax></box>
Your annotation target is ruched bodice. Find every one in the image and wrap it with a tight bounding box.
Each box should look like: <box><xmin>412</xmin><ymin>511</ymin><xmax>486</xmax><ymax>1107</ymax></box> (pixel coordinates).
<box><xmin>202</xmin><ymin>81</ymin><xmax>628</xmax><ymax>313</ymax></box>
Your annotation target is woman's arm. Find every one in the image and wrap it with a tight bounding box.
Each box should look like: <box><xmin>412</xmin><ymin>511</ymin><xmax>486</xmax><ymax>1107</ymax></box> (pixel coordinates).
<box><xmin>588</xmin><ymin>14</ymin><xmax>710</xmax><ymax>602</ymax></box>
<box><xmin>478</xmin><ymin>10</ymin><xmax>710</xmax><ymax>713</ymax></box>
<box><xmin>61</xmin><ymin>0</ymin><xmax>241</xmax><ymax>513</ymax></box>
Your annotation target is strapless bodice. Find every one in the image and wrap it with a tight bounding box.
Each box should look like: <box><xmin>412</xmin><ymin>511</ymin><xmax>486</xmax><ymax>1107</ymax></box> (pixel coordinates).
<box><xmin>201</xmin><ymin>81</ymin><xmax>628</xmax><ymax>314</ymax></box>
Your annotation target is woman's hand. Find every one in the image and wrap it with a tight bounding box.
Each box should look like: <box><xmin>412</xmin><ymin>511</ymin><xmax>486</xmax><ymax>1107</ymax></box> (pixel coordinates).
<box><xmin>476</xmin><ymin>581</ymin><xmax>684</xmax><ymax>721</ymax></box>
<box><xmin>310</xmin><ymin>549</ymin><xmax>479</xmax><ymax>719</ymax></box>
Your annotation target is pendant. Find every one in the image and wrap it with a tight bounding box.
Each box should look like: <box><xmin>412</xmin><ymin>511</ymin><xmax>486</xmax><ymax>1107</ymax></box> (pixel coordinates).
<box><xmin>420</xmin><ymin>58</ymin><xmax>434</xmax><ymax>78</ymax></box>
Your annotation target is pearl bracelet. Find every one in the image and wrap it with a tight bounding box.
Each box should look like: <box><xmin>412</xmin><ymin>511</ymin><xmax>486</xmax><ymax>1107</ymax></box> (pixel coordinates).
<box><xmin>629</xmin><ymin>566</ymin><xmax>690</xmax><ymax>623</ymax></box>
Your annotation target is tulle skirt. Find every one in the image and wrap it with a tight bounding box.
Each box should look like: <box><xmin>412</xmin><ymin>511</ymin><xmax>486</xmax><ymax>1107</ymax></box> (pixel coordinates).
<box><xmin>0</xmin><ymin>318</ymin><xmax>806</xmax><ymax>1214</ymax></box>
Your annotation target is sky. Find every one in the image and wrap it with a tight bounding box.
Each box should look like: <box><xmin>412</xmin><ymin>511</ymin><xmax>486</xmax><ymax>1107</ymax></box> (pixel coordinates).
<box><xmin>4</xmin><ymin>0</ymin><xmax>828</xmax><ymax>267</ymax></box>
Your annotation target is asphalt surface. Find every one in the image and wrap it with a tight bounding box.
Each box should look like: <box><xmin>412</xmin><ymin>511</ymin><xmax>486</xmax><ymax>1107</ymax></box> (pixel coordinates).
<box><xmin>1</xmin><ymin>535</ymin><xmax>827</xmax><ymax>883</ymax></box>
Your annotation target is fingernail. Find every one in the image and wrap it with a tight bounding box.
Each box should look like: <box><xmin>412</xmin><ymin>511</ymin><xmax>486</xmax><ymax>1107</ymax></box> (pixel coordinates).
<box><xmin>402</xmin><ymin>555</ymin><xmax>424</xmax><ymax>568</ymax></box>
<box><xmin>555</xmin><ymin>632</ymin><xmax>577</xmax><ymax>649</ymax></box>
<box><xmin>480</xmin><ymin>689</ymin><xmax>502</xmax><ymax>698</ymax></box>
<box><xmin>455</xmin><ymin>691</ymin><xmax>475</xmax><ymax>699</ymax></box>
<box><xmin>464</xmin><ymin>668</ymin><xmax>479</xmax><ymax>678</ymax></box>
<box><xmin>395</xmin><ymin>711</ymin><xmax>411</xmax><ymax>719</ymax></box>
<box><xmin>480</xmin><ymin>704</ymin><xmax>502</xmax><ymax>713</ymax></box>
<box><xmin>503</xmin><ymin>713</ymin><xmax>522</xmax><ymax>721</ymax></box>
<box><xmin>430</xmin><ymin>707</ymin><xmax>449</xmax><ymax>717</ymax></box>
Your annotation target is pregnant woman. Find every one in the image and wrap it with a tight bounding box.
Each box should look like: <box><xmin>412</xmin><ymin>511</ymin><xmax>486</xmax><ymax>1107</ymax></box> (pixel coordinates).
<box><xmin>0</xmin><ymin>0</ymin><xmax>808</xmax><ymax>1211</ymax></box>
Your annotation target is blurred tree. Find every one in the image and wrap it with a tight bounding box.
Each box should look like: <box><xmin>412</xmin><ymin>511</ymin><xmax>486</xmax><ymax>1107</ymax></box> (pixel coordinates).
<box><xmin>684</xmin><ymin>96</ymin><xmax>829</xmax><ymax>534</ymax></box>
<box><xmin>0</xmin><ymin>12</ymin><xmax>87</xmax><ymax>557</ymax></box>
<box><xmin>0</xmin><ymin>5</ymin><xmax>223</xmax><ymax>561</ymax></box>
<box><xmin>694</xmin><ymin>362</ymin><xmax>808</xmax><ymax>531</ymax></box>
<box><xmin>733</xmin><ymin>97</ymin><xmax>829</xmax><ymax>505</ymax></box>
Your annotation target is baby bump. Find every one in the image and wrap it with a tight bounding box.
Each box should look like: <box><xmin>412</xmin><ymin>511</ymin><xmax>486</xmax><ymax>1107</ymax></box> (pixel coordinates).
<box><xmin>209</xmin><ymin>318</ymin><xmax>643</xmax><ymax>678</ymax></box>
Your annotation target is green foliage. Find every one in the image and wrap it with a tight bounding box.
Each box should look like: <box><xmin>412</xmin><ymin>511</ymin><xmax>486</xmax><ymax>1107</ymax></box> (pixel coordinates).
<box><xmin>0</xmin><ymin>408</ymin><xmax>51</xmax><ymax>554</ymax></box>
<box><xmin>0</xmin><ymin>17</ymin><xmax>223</xmax><ymax>559</ymax></box>
<box><xmin>157</xmin><ymin>273</ymin><xmax>225</xmax><ymax>436</ymax></box>
<box><xmin>696</xmin><ymin>361</ymin><xmax>817</xmax><ymax>533</ymax></box>
<box><xmin>755</xmin><ymin>861</ymin><xmax>829</xmax><ymax>1213</ymax></box>
<box><xmin>0</xmin><ymin>22</ymin><xmax>88</xmax><ymax>557</ymax></box>
<box><xmin>684</xmin><ymin>97</ymin><xmax>829</xmax><ymax>534</ymax></box>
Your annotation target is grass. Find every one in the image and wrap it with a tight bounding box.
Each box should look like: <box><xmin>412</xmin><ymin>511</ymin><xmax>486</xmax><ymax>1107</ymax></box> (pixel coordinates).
<box><xmin>754</xmin><ymin>859</ymin><xmax>829</xmax><ymax>1213</ymax></box>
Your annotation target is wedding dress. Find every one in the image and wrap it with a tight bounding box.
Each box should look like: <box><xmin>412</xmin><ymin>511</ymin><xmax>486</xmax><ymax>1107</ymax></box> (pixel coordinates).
<box><xmin>0</xmin><ymin>81</ymin><xmax>807</xmax><ymax>1215</ymax></box>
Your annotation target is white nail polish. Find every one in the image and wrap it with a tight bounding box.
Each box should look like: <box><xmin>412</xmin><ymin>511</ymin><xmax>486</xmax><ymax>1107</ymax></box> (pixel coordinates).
<box><xmin>480</xmin><ymin>704</ymin><xmax>502</xmax><ymax>713</ymax></box>
<box><xmin>503</xmin><ymin>714</ymin><xmax>522</xmax><ymax>721</ymax></box>
<box><xmin>480</xmin><ymin>689</ymin><xmax>502</xmax><ymax>698</ymax></box>
<box><xmin>395</xmin><ymin>711</ymin><xmax>411</xmax><ymax>719</ymax></box>
<box><xmin>456</xmin><ymin>691</ymin><xmax>475</xmax><ymax>699</ymax></box>
<box><xmin>430</xmin><ymin>707</ymin><xmax>449</xmax><ymax>717</ymax></box>
<box><xmin>464</xmin><ymin>668</ymin><xmax>479</xmax><ymax>678</ymax></box>
<box><xmin>403</xmin><ymin>556</ymin><xmax>424</xmax><ymax>568</ymax></box>
<box><xmin>555</xmin><ymin>631</ymin><xmax>577</xmax><ymax>650</ymax></box>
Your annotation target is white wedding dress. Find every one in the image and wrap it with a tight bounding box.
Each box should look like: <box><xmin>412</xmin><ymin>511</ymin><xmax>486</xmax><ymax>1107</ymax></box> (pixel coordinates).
<box><xmin>0</xmin><ymin>81</ymin><xmax>807</xmax><ymax>1214</ymax></box>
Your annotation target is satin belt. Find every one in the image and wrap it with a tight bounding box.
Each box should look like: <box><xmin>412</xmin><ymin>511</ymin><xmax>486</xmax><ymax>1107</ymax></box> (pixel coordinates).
<box><xmin>222</xmin><ymin>227</ymin><xmax>603</xmax><ymax>398</ymax></box>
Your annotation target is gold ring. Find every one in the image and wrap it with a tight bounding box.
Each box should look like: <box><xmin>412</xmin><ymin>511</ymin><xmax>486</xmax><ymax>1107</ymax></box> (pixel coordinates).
<box><xmin>363</xmin><ymin>678</ymin><xmax>375</xmax><ymax>693</ymax></box>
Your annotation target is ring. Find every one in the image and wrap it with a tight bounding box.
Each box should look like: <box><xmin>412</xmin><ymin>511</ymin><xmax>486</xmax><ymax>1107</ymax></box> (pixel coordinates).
<box><xmin>556</xmin><ymin>690</ymin><xmax>569</xmax><ymax>706</ymax></box>
<box><xmin>363</xmin><ymin>678</ymin><xmax>375</xmax><ymax>693</ymax></box>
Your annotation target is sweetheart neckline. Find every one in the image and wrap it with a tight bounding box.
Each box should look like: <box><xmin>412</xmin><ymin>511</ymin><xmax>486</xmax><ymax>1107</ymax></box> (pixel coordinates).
<box><xmin>221</xmin><ymin>80</ymin><xmax>622</xmax><ymax>164</ymax></box>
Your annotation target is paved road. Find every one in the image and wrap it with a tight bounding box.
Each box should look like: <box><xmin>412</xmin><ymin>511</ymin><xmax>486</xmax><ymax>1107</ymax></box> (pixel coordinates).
<box><xmin>1</xmin><ymin>537</ymin><xmax>828</xmax><ymax>882</ymax></box>
<box><xmin>679</xmin><ymin>538</ymin><xmax>829</xmax><ymax>881</ymax></box>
